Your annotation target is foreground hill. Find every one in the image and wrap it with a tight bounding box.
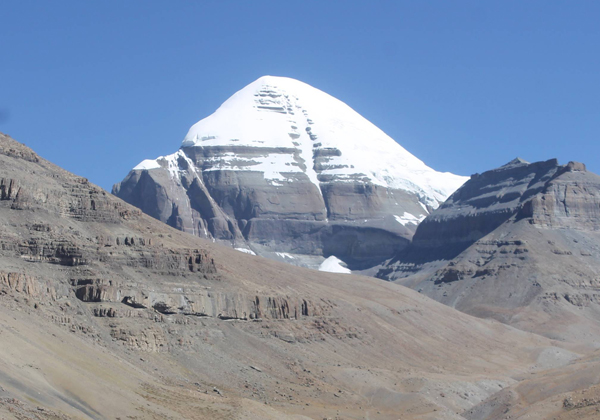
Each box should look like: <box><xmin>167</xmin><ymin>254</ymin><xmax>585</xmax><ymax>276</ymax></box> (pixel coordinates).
<box><xmin>113</xmin><ymin>76</ymin><xmax>466</xmax><ymax>272</ymax></box>
<box><xmin>2</xmin><ymin>133</ymin><xmax>600</xmax><ymax>419</ymax></box>
<box><xmin>381</xmin><ymin>158</ymin><xmax>600</xmax><ymax>348</ymax></box>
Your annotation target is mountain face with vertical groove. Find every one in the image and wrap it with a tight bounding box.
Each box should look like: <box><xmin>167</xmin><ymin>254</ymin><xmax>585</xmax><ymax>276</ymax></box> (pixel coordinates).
<box><xmin>113</xmin><ymin>76</ymin><xmax>467</xmax><ymax>271</ymax></box>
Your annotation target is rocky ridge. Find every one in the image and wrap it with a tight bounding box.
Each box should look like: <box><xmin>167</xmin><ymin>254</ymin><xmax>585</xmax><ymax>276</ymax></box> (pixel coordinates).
<box><xmin>380</xmin><ymin>157</ymin><xmax>600</xmax><ymax>346</ymax></box>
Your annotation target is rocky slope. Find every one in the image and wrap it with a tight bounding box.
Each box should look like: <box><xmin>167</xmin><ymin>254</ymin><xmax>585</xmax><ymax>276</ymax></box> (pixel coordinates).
<box><xmin>4</xmin><ymin>132</ymin><xmax>599</xmax><ymax>419</ymax></box>
<box><xmin>463</xmin><ymin>348</ymin><xmax>600</xmax><ymax>420</ymax></box>
<box><xmin>113</xmin><ymin>76</ymin><xmax>467</xmax><ymax>272</ymax></box>
<box><xmin>380</xmin><ymin>158</ymin><xmax>600</xmax><ymax>347</ymax></box>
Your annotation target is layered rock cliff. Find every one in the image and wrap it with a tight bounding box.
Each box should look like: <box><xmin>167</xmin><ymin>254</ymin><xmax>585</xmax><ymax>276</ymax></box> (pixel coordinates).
<box><xmin>380</xmin><ymin>158</ymin><xmax>600</xmax><ymax>345</ymax></box>
<box><xmin>113</xmin><ymin>76</ymin><xmax>467</xmax><ymax>271</ymax></box>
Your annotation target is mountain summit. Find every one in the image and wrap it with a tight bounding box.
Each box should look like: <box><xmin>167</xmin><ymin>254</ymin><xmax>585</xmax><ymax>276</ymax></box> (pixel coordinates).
<box><xmin>178</xmin><ymin>75</ymin><xmax>464</xmax><ymax>205</ymax></box>
<box><xmin>114</xmin><ymin>76</ymin><xmax>467</xmax><ymax>271</ymax></box>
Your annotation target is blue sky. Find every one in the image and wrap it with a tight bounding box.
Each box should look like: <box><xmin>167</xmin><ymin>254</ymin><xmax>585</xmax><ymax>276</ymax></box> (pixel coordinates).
<box><xmin>1</xmin><ymin>1</ymin><xmax>599</xmax><ymax>191</ymax></box>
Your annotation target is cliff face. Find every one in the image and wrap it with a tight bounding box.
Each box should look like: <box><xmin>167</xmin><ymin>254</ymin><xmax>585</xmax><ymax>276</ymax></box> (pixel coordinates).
<box><xmin>410</xmin><ymin>158</ymin><xmax>562</xmax><ymax>250</ymax></box>
<box><xmin>113</xmin><ymin>76</ymin><xmax>467</xmax><ymax>271</ymax></box>
<box><xmin>113</xmin><ymin>159</ymin><xmax>422</xmax><ymax>270</ymax></box>
<box><xmin>381</xmin><ymin>158</ymin><xmax>600</xmax><ymax>345</ymax></box>
<box><xmin>520</xmin><ymin>161</ymin><xmax>600</xmax><ymax>230</ymax></box>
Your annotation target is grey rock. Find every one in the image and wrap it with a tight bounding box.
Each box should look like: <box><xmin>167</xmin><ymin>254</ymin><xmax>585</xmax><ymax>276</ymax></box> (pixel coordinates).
<box><xmin>381</xmin><ymin>158</ymin><xmax>600</xmax><ymax>346</ymax></box>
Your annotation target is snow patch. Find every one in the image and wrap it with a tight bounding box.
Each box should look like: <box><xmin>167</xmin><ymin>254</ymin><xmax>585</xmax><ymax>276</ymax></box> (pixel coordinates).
<box><xmin>318</xmin><ymin>256</ymin><xmax>351</xmax><ymax>274</ymax></box>
<box><xmin>134</xmin><ymin>150</ymin><xmax>195</xmax><ymax>182</ymax></box>
<box><xmin>235</xmin><ymin>248</ymin><xmax>256</xmax><ymax>256</ymax></box>
<box><xmin>275</xmin><ymin>252</ymin><xmax>295</xmax><ymax>259</ymax></box>
<box><xmin>133</xmin><ymin>159</ymin><xmax>161</xmax><ymax>170</ymax></box>
<box><xmin>394</xmin><ymin>212</ymin><xmax>427</xmax><ymax>226</ymax></box>
<box><xmin>202</xmin><ymin>151</ymin><xmax>298</xmax><ymax>181</ymax></box>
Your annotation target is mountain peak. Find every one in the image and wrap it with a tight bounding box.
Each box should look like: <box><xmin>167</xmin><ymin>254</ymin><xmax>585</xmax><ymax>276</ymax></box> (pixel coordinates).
<box><xmin>500</xmin><ymin>157</ymin><xmax>530</xmax><ymax>168</ymax></box>
<box><xmin>179</xmin><ymin>76</ymin><xmax>467</xmax><ymax>206</ymax></box>
<box><xmin>116</xmin><ymin>77</ymin><xmax>467</xmax><ymax>272</ymax></box>
<box><xmin>252</xmin><ymin>74</ymin><xmax>304</xmax><ymax>84</ymax></box>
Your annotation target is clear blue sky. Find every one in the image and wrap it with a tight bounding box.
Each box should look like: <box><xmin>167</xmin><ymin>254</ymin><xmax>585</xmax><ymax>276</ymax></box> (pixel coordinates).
<box><xmin>2</xmin><ymin>1</ymin><xmax>599</xmax><ymax>191</ymax></box>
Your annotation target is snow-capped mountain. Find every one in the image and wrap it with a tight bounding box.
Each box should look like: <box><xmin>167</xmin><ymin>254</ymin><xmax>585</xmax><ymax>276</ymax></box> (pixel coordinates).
<box><xmin>113</xmin><ymin>76</ymin><xmax>467</xmax><ymax>272</ymax></box>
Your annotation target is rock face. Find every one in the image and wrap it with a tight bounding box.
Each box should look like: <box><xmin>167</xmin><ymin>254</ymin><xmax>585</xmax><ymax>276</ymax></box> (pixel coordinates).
<box><xmin>380</xmin><ymin>158</ymin><xmax>600</xmax><ymax>345</ymax></box>
<box><xmin>113</xmin><ymin>76</ymin><xmax>467</xmax><ymax>271</ymax></box>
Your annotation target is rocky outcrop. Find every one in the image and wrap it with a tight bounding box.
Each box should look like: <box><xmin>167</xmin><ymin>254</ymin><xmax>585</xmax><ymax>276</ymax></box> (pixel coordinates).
<box><xmin>0</xmin><ymin>272</ymin><xmax>60</xmax><ymax>300</ymax></box>
<box><xmin>380</xmin><ymin>158</ymin><xmax>600</xmax><ymax>344</ymax></box>
<box><xmin>0</xmin><ymin>141</ymin><xmax>39</xmax><ymax>162</ymax></box>
<box><xmin>113</xmin><ymin>76</ymin><xmax>467</xmax><ymax>271</ymax></box>
<box><xmin>519</xmin><ymin>161</ymin><xmax>600</xmax><ymax>230</ymax></box>
<box><xmin>409</xmin><ymin>158</ymin><xmax>563</xmax><ymax>252</ymax></box>
<box><xmin>110</xmin><ymin>325</ymin><xmax>168</xmax><ymax>353</ymax></box>
<box><xmin>73</xmin><ymin>277</ymin><xmax>330</xmax><ymax>321</ymax></box>
<box><xmin>0</xmin><ymin>150</ymin><xmax>141</xmax><ymax>222</ymax></box>
<box><xmin>0</xmin><ymin>179</ymin><xmax>20</xmax><ymax>201</ymax></box>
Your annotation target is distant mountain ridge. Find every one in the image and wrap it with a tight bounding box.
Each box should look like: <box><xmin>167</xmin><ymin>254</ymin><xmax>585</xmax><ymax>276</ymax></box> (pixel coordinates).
<box><xmin>113</xmin><ymin>76</ymin><xmax>467</xmax><ymax>272</ymax></box>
